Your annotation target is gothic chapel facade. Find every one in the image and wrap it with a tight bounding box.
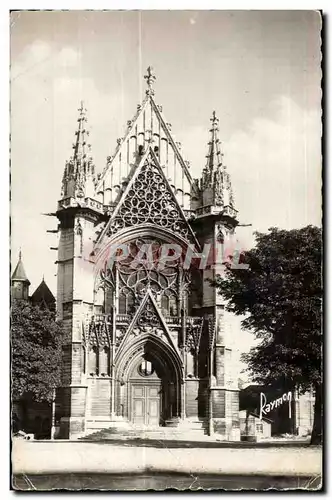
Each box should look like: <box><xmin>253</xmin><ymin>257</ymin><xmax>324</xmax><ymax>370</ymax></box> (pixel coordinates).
<box><xmin>56</xmin><ymin>68</ymin><xmax>241</xmax><ymax>439</ymax></box>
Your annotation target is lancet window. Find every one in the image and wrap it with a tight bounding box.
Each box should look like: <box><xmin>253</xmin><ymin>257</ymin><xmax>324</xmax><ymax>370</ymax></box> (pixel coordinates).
<box><xmin>116</xmin><ymin>238</ymin><xmax>178</xmax><ymax>312</ymax></box>
<box><xmin>89</xmin><ymin>346</ymin><xmax>99</xmax><ymax>375</ymax></box>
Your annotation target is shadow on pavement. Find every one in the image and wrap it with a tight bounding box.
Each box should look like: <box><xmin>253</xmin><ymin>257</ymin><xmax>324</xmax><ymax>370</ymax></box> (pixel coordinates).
<box><xmin>78</xmin><ymin>437</ymin><xmax>315</xmax><ymax>449</ymax></box>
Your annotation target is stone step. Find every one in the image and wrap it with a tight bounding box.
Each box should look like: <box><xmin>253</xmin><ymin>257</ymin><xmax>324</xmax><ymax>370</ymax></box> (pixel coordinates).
<box><xmin>81</xmin><ymin>430</ymin><xmax>208</xmax><ymax>442</ymax></box>
<box><xmin>86</xmin><ymin>418</ymin><xmax>208</xmax><ymax>433</ymax></box>
<box><xmin>177</xmin><ymin>420</ymin><xmax>208</xmax><ymax>430</ymax></box>
<box><xmin>82</xmin><ymin>422</ymin><xmax>209</xmax><ymax>441</ymax></box>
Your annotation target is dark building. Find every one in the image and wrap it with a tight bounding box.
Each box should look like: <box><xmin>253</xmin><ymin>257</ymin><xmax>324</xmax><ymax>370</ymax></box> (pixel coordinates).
<box><xmin>11</xmin><ymin>251</ymin><xmax>30</xmax><ymax>301</ymax></box>
<box><xmin>30</xmin><ymin>278</ymin><xmax>56</xmax><ymax>311</ymax></box>
<box><xmin>11</xmin><ymin>251</ymin><xmax>55</xmax><ymax>309</ymax></box>
<box><xmin>240</xmin><ymin>384</ymin><xmax>314</xmax><ymax>437</ymax></box>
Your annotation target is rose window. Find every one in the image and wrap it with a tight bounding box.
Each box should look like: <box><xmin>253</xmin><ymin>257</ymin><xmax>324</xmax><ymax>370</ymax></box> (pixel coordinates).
<box><xmin>138</xmin><ymin>360</ymin><xmax>154</xmax><ymax>376</ymax></box>
<box><xmin>117</xmin><ymin>238</ymin><xmax>179</xmax><ymax>315</ymax></box>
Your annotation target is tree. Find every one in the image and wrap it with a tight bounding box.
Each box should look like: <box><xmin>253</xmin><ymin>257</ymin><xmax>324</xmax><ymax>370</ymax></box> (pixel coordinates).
<box><xmin>11</xmin><ymin>300</ymin><xmax>64</xmax><ymax>404</ymax></box>
<box><xmin>213</xmin><ymin>225</ymin><xmax>322</xmax><ymax>444</ymax></box>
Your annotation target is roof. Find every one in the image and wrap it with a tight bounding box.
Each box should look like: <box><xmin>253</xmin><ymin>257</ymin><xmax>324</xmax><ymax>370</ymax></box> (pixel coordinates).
<box><xmin>30</xmin><ymin>279</ymin><xmax>55</xmax><ymax>306</ymax></box>
<box><xmin>94</xmin><ymin>67</ymin><xmax>195</xmax><ymax>210</ymax></box>
<box><xmin>11</xmin><ymin>252</ymin><xmax>30</xmax><ymax>284</ymax></box>
<box><xmin>95</xmin><ymin>146</ymin><xmax>201</xmax><ymax>249</ymax></box>
<box><xmin>239</xmin><ymin>409</ymin><xmax>273</xmax><ymax>424</ymax></box>
<box><xmin>250</xmin><ymin>412</ymin><xmax>274</xmax><ymax>424</ymax></box>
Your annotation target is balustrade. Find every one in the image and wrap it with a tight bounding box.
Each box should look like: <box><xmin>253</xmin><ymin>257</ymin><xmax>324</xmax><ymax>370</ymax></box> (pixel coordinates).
<box><xmin>88</xmin><ymin>314</ymin><xmax>203</xmax><ymax>330</ymax></box>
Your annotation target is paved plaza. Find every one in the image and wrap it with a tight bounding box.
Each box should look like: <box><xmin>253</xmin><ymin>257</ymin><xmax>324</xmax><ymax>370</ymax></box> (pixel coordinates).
<box><xmin>12</xmin><ymin>439</ymin><xmax>322</xmax><ymax>478</ymax></box>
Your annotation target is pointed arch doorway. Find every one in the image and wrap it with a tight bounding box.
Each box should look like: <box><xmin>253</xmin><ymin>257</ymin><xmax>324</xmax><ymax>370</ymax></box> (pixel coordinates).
<box><xmin>116</xmin><ymin>336</ymin><xmax>182</xmax><ymax>428</ymax></box>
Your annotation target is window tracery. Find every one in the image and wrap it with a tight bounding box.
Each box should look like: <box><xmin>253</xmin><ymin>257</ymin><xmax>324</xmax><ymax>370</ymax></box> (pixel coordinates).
<box><xmin>97</xmin><ymin>233</ymin><xmax>204</xmax><ymax>324</ymax></box>
<box><xmin>105</xmin><ymin>155</ymin><xmax>192</xmax><ymax>241</ymax></box>
<box><xmin>97</xmin><ymin>236</ymin><xmax>203</xmax><ymax>319</ymax></box>
<box><xmin>161</xmin><ymin>290</ymin><xmax>178</xmax><ymax>316</ymax></box>
<box><xmin>118</xmin><ymin>289</ymin><xmax>136</xmax><ymax>315</ymax></box>
<box><xmin>116</xmin><ymin>238</ymin><xmax>179</xmax><ymax>309</ymax></box>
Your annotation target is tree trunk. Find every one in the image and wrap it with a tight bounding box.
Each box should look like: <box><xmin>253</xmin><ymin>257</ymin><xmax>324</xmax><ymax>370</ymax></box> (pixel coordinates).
<box><xmin>245</xmin><ymin>409</ymin><xmax>249</xmax><ymax>436</ymax></box>
<box><xmin>20</xmin><ymin>398</ymin><xmax>28</xmax><ymax>432</ymax></box>
<box><xmin>310</xmin><ymin>384</ymin><xmax>322</xmax><ymax>445</ymax></box>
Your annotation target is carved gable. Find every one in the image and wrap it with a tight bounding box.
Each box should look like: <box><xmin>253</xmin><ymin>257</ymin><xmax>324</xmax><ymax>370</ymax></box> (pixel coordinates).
<box><xmin>99</xmin><ymin>147</ymin><xmax>198</xmax><ymax>246</ymax></box>
<box><xmin>115</xmin><ymin>290</ymin><xmax>180</xmax><ymax>358</ymax></box>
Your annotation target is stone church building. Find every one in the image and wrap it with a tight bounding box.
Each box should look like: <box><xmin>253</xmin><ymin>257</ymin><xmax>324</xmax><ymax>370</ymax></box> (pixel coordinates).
<box><xmin>55</xmin><ymin>68</ymin><xmax>244</xmax><ymax>440</ymax></box>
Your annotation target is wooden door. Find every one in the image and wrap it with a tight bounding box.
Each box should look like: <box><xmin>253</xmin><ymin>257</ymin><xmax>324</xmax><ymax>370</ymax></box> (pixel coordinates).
<box><xmin>132</xmin><ymin>384</ymin><xmax>160</xmax><ymax>426</ymax></box>
<box><xmin>132</xmin><ymin>385</ymin><xmax>145</xmax><ymax>425</ymax></box>
<box><xmin>146</xmin><ymin>386</ymin><xmax>160</xmax><ymax>426</ymax></box>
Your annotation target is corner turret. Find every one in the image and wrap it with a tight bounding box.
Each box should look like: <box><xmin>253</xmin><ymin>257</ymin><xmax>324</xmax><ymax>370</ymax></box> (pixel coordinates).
<box><xmin>11</xmin><ymin>250</ymin><xmax>30</xmax><ymax>300</ymax></box>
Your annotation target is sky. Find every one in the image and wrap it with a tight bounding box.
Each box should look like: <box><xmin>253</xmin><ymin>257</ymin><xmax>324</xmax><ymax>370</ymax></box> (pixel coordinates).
<box><xmin>10</xmin><ymin>10</ymin><xmax>322</xmax><ymax>296</ymax></box>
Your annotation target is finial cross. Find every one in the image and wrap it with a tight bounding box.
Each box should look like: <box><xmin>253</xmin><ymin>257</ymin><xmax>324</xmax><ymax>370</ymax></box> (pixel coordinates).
<box><xmin>211</xmin><ymin>110</ymin><xmax>219</xmax><ymax>126</ymax></box>
<box><xmin>144</xmin><ymin>66</ymin><xmax>156</xmax><ymax>93</ymax></box>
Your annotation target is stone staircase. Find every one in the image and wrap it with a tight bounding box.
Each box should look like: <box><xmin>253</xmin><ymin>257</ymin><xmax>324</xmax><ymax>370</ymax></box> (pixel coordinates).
<box><xmin>81</xmin><ymin>418</ymin><xmax>211</xmax><ymax>442</ymax></box>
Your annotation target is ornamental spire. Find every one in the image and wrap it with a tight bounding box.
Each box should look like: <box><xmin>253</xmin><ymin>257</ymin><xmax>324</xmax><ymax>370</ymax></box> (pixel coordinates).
<box><xmin>202</xmin><ymin>110</ymin><xmax>223</xmax><ymax>181</ymax></box>
<box><xmin>60</xmin><ymin>102</ymin><xmax>97</xmax><ymax>200</ymax></box>
<box><xmin>201</xmin><ymin>111</ymin><xmax>235</xmax><ymax>209</ymax></box>
<box><xmin>11</xmin><ymin>250</ymin><xmax>30</xmax><ymax>284</ymax></box>
<box><xmin>144</xmin><ymin>66</ymin><xmax>156</xmax><ymax>95</ymax></box>
<box><xmin>73</xmin><ymin>101</ymin><xmax>90</xmax><ymax>161</ymax></box>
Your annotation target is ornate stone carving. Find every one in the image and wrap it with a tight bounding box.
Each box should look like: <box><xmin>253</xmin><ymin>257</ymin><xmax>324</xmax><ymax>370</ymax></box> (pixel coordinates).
<box><xmin>200</xmin><ymin>111</ymin><xmax>236</xmax><ymax>211</ymax></box>
<box><xmin>121</xmin><ymin>345</ymin><xmax>144</xmax><ymax>378</ymax></box>
<box><xmin>115</xmin><ymin>328</ymin><xmax>126</xmax><ymax>347</ymax></box>
<box><xmin>89</xmin><ymin>318</ymin><xmax>111</xmax><ymax>347</ymax></box>
<box><xmin>116</xmin><ymin>238</ymin><xmax>178</xmax><ymax>303</ymax></box>
<box><xmin>144</xmin><ymin>66</ymin><xmax>156</xmax><ymax>95</ymax></box>
<box><xmin>115</xmin><ymin>292</ymin><xmax>176</xmax><ymax>352</ymax></box>
<box><xmin>186</xmin><ymin>317</ymin><xmax>203</xmax><ymax>353</ymax></box>
<box><xmin>60</xmin><ymin>103</ymin><xmax>97</xmax><ymax>200</ymax></box>
<box><xmin>216</xmin><ymin>224</ymin><xmax>225</xmax><ymax>244</ymax></box>
<box><xmin>100</xmin><ymin>266</ymin><xmax>116</xmax><ymax>290</ymax></box>
<box><xmin>207</xmin><ymin>314</ymin><xmax>216</xmax><ymax>350</ymax></box>
<box><xmin>81</xmin><ymin>320</ymin><xmax>89</xmax><ymax>346</ymax></box>
<box><xmin>105</xmin><ymin>154</ymin><xmax>193</xmax><ymax>242</ymax></box>
<box><xmin>75</xmin><ymin>218</ymin><xmax>83</xmax><ymax>236</ymax></box>
<box><xmin>214</xmin><ymin>168</ymin><xmax>224</xmax><ymax>206</ymax></box>
<box><xmin>131</xmin><ymin>325</ymin><xmax>166</xmax><ymax>343</ymax></box>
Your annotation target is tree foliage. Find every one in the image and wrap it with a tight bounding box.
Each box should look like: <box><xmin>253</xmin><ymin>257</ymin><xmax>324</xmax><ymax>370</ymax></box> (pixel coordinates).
<box><xmin>213</xmin><ymin>226</ymin><xmax>322</xmax><ymax>442</ymax></box>
<box><xmin>11</xmin><ymin>300</ymin><xmax>64</xmax><ymax>403</ymax></box>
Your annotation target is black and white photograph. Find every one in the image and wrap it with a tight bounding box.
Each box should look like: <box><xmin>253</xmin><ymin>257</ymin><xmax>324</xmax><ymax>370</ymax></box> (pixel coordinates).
<box><xmin>10</xmin><ymin>9</ymin><xmax>322</xmax><ymax>491</ymax></box>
